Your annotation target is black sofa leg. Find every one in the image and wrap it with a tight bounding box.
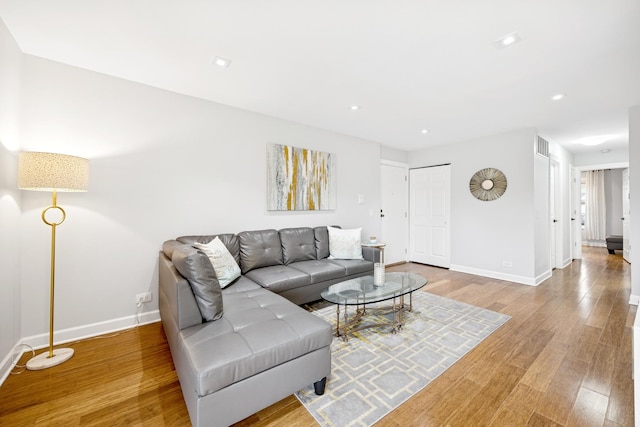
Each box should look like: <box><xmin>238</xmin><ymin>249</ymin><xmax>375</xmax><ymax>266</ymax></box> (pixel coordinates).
<box><xmin>314</xmin><ymin>377</ymin><xmax>327</xmax><ymax>395</ymax></box>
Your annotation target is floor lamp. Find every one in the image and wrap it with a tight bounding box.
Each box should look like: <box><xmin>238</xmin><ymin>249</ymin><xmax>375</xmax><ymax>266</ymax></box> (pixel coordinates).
<box><xmin>18</xmin><ymin>151</ymin><xmax>89</xmax><ymax>370</ymax></box>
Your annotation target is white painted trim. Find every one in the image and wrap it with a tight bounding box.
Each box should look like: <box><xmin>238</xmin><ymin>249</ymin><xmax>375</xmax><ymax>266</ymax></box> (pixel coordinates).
<box><xmin>449</xmin><ymin>264</ymin><xmax>545</xmax><ymax>286</ymax></box>
<box><xmin>0</xmin><ymin>340</ymin><xmax>25</xmax><ymax>387</ymax></box>
<box><xmin>560</xmin><ymin>258</ymin><xmax>573</xmax><ymax>269</ymax></box>
<box><xmin>576</xmin><ymin>162</ymin><xmax>629</xmax><ymax>172</ymax></box>
<box><xmin>629</xmin><ymin>294</ymin><xmax>640</xmax><ymax>306</ymax></box>
<box><xmin>1</xmin><ymin>311</ymin><xmax>160</xmax><ymax>387</ymax></box>
<box><xmin>535</xmin><ymin>270</ymin><xmax>553</xmax><ymax>285</ymax></box>
<box><xmin>380</xmin><ymin>159</ymin><xmax>409</xmax><ymax>168</ymax></box>
<box><xmin>21</xmin><ymin>310</ymin><xmax>160</xmax><ymax>350</ymax></box>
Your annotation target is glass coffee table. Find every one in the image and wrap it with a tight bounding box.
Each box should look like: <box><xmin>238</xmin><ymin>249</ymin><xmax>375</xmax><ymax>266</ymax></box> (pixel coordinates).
<box><xmin>320</xmin><ymin>272</ymin><xmax>427</xmax><ymax>341</ymax></box>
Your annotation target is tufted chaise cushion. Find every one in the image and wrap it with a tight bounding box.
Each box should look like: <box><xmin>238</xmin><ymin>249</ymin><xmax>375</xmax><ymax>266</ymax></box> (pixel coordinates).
<box><xmin>178</xmin><ymin>285</ymin><xmax>332</xmax><ymax>397</ymax></box>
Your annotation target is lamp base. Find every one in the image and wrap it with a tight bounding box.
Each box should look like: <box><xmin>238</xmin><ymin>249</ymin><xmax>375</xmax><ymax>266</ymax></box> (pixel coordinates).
<box><xmin>26</xmin><ymin>348</ymin><xmax>74</xmax><ymax>370</ymax></box>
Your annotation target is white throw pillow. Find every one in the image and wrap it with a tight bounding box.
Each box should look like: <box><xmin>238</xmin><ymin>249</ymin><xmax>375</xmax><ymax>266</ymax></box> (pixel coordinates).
<box><xmin>327</xmin><ymin>226</ymin><xmax>363</xmax><ymax>260</ymax></box>
<box><xmin>193</xmin><ymin>237</ymin><xmax>241</xmax><ymax>288</ymax></box>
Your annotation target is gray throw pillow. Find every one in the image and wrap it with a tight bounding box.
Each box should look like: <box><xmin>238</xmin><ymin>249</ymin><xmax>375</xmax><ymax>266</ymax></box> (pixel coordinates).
<box><xmin>172</xmin><ymin>245</ymin><xmax>223</xmax><ymax>321</ymax></box>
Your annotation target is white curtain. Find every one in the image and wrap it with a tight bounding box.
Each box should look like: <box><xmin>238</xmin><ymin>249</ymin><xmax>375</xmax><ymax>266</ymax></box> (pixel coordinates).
<box><xmin>584</xmin><ymin>170</ymin><xmax>607</xmax><ymax>241</ymax></box>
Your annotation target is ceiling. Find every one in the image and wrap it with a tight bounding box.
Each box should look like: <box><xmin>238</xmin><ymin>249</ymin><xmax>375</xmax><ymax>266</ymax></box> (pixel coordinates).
<box><xmin>1</xmin><ymin>0</ymin><xmax>639</xmax><ymax>154</ymax></box>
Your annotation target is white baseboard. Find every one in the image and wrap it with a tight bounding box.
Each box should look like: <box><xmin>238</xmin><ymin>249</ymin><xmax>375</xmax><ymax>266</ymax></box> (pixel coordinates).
<box><xmin>0</xmin><ymin>310</ymin><xmax>161</xmax><ymax>388</ymax></box>
<box><xmin>21</xmin><ymin>310</ymin><xmax>160</xmax><ymax>351</ymax></box>
<box><xmin>0</xmin><ymin>341</ymin><xmax>25</xmax><ymax>388</ymax></box>
<box><xmin>449</xmin><ymin>264</ymin><xmax>551</xmax><ymax>286</ymax></box>
<box><xmin>629</xmin><ymin>294</ymin><xmax>640</xmax><ymax>306</ymax></box>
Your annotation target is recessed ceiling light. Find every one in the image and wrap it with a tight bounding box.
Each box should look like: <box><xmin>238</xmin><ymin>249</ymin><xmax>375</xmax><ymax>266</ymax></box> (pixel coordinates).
<box><xmin>494</xmin><ymin>32</ymin><xmax>522</xmax><ymax>48</ymax></box>
<box><xmin>350</xmin><ymin>105</ymin><xmax>360</xmax><ymax>111</ymax></box>
<box><xmin>551</xmin><ymin>93</ymin><xmax>566</xmax><ymax>101</ymax></box>
<box><xmin>212</xmin><ymin>56</ymin><xmax>231</xmax><ymax>68</ymax></box>
<box><xmin>421</xmin><ymin>129</ymin><xmax>429</xmax><ymax>134</ymax></box>
<box><xmin>574</xmin><ymin>135</ymin><xmax>614</xmax><ymax>146</ymax></box>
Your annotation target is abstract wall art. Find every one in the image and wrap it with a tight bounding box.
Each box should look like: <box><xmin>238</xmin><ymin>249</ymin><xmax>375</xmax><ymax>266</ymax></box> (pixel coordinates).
<box><xmin>266</xmin><ymin>143</ymin><xmax>336</xmax><ymax>211</ymax></box>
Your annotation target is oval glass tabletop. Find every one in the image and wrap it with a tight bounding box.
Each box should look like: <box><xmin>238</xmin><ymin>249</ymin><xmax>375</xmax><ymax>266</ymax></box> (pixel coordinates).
<box><xmin>321</xmin><ymin>272</ymin><xmax>427</xmax><ymax>305</ymax></box>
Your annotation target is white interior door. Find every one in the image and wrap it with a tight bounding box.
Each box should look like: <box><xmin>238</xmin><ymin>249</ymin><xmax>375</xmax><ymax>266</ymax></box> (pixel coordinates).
<box><xmin>380</xmin><ymin>162</ymin><xmax>409</xmax><ymax>265</ymax></box>
<box><xmin>571</xmin><ymin>166</ymin><xmax>581</xmax><ymax>259</ymax></box>
<box><xmin>550</xmin><ymin>162</ymin><xmax>557</xmax><ymax>269</ymax></box>
<box><xmin>409</xmin><ymin>165</ymin><xmax>451</xmax><ymax>268</ymax></box>
<box><xmin>623</xmin><ymin>168</ymin><xmax>631</xmax><ymax>263</ymax></box>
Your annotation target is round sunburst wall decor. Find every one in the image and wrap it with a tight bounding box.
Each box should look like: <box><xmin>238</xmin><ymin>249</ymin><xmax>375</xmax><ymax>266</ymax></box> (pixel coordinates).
<box><xmin>469</xmin><ymin>168</ymin><xmax>507</xmax><ymax>201</ymax></box>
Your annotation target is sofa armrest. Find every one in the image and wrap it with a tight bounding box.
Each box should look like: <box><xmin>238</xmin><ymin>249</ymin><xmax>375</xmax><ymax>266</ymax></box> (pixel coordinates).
<box><xmin>362</xmin><ymin>246</ymin><xmax>381</xmax><ymax>263</ymax></box>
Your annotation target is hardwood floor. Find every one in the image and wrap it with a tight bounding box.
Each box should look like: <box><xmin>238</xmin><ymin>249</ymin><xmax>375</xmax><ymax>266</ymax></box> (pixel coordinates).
<box><xmin>0</xmin><ymin>247</ymin><xmax>633</xmax><ymax>426</ymax></box>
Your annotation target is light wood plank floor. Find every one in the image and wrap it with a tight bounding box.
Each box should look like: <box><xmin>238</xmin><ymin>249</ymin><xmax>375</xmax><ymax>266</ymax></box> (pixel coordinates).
<box><xmin>0</xmin><ymin>247</ymin><xmax>633</xmax><ymax>426</ymax></box>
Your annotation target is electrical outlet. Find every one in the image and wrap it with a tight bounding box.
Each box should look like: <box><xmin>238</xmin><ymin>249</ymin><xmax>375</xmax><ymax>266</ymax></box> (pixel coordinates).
<box><xmin>502</xmin><ymin>261</ymin><xmax>512</xmax><ymax>267</ymax></box>
<box><xmin>136</xmin><ymin>292</ymin><xmax>152</xmax><ymax>304</ymax></box>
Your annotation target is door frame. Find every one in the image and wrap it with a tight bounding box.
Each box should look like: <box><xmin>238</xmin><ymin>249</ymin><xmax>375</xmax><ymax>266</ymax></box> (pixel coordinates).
<box><xmin>576</xmin><ymin>161</ymin><xmax>629</xmax><ymax>252</ymax></box>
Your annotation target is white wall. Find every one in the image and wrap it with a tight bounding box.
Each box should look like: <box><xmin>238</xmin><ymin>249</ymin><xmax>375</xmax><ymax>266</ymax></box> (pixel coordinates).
<box><xmin>574</xmin><ymin>148</ymin><xmax>629</xmax><ymax>167</ymax></box>
<box><xmin>630</xmin><ymin>106</ymin><xmax>640</xmax><ymax>302</ymax></box>
<box><xmin>408</xmin><ymin>128</ymin><xmax>545</xmax><ymax>285</ymax></box>
<box><xmin>17</xmin><ymin>55</ymin><xmax>383</xmax><ymax>347</ymax></box>
<box><xmin>380</xmin><ymin>145</ymin><xmax>408</xmax><ymax>164</ymax></box>
<box><xmin>0</xmin><ymin>18</ymin><xmax>23</xmax><ymax>383</ymax></box>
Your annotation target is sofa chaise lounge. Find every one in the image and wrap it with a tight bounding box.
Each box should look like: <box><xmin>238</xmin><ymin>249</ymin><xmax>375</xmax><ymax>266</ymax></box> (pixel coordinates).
<box><xmin>159</xmin><ymin>226</ymin><xmax>380</xmax><ymax>426</ymax></box>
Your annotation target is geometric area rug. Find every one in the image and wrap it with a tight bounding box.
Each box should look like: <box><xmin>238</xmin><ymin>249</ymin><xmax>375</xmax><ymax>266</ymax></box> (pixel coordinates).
<box><xmin>295</xmin><ymin>291</ymin><xmax>511</xmax><ymax>426</ymax></box>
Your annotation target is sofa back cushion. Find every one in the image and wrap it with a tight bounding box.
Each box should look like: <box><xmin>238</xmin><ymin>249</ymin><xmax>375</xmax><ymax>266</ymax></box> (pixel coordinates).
<box><xmin>177</xmin><ymin>234</ymin><xmax>240</xmax><ymax>265</ymax></box>
<box><xmin>279</xmin><ymin>227</ymin><xmax>317</xmax><ymax>264</ymax></box>
<box><xmin>314</xmin><ymin>226</ymin><xmax>333</xmax><ymax>259</ymax></box>
<box><xmin>171</xmin><ymin>245</ymin><xmax>224</xmax><ymax>322</ymax></box>
<box><xmin>237</xmin><ymin>229</ymin><xmax>283</xmax><ymax>274</ymax></box>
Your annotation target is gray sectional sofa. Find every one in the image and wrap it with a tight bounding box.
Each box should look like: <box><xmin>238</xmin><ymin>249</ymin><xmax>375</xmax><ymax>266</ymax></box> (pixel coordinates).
<box><xmin>159</xmin><ymin>226</ymin><xmax>380</xmax><ymax>426</ymax></box>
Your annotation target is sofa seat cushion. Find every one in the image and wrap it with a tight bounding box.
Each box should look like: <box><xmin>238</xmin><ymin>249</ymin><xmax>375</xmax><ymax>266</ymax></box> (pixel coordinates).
<box><xmin>245</xmin><ymin>265</ymin><xmax>312</xmax><ymax>293</ymax></box>
<box><xmin>327</xmin><ymin>258</ymin><xmax>374</xmax><ymax>275</ymax></box>
<box><xmin>179</xmin><ymin>288</ymin><xmax>332</xmax><ymax>397</ymax></box>
<box><xmin>288</xmin><ymin>260</ymin><xmax>346</xmax><ymax>284</ymax></box>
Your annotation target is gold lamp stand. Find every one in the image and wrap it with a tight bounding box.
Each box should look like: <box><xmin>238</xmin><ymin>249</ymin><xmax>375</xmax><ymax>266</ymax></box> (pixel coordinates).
<box><xmin>18</xmin><ymin>152</ymin><xmax>89</xmax><ymax>371</ymax></box>
<box><xmin>26</xmin><ymin>190</ymin><xmax>75</xmax><ymax>370</ymax></box>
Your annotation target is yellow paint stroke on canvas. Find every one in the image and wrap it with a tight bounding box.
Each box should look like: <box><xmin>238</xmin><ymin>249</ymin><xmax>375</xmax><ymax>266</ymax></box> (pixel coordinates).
<box><xmin>290</xmin><ymin>149</ymin><xmax>299</xmax><ymax>210</ymax></box>
<box><xmin>282</xmin><ymin>145</ymin><xmax>291</xmax><ymax>210</ymax></box>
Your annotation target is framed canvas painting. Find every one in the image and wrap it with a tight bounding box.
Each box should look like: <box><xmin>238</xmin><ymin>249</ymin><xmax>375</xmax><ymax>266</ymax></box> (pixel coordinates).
<box><xmin>266</xmin><ymin>144</ymin><xmax>336</xmax><ymax>211</ymax></box>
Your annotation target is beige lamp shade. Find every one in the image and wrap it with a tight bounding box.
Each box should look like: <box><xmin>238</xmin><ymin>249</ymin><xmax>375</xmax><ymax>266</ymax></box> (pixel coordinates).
<box><xmin>18</xmin><ymin>152</ymin><xmax>89</xmax><ymax>192</ymax></box>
